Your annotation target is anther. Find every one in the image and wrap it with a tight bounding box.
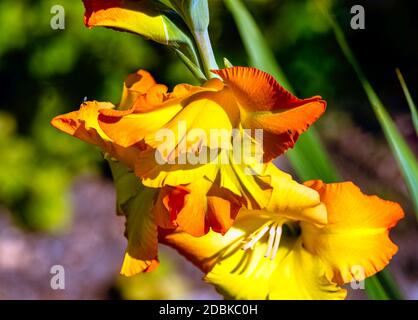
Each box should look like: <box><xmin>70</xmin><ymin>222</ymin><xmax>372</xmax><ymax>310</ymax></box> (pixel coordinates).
<box><xmin>270</xmin><ymin>226</ymin><xmax>282</xmax><ymax>260</ymax></box>
<box><xmin>264</xmin><ymin>226</ymin><xmax>276</xmax><ymax>258</ymax></box>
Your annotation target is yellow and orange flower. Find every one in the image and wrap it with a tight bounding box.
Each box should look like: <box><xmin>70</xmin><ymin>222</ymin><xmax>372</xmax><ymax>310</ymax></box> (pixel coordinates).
<box><xmin>51</xmin><ymin>67</ymin><xmax>325</xmax><ymax>238</ymax></box>
<box><xmin>161</xmin><ymin>180</ymin><xmax>404</xmax><ymax>299</ymax></box>
<box><xmin>51</xmin><ymin>66</ymin><xmax>404</xmax><ymax>297</ymax></box>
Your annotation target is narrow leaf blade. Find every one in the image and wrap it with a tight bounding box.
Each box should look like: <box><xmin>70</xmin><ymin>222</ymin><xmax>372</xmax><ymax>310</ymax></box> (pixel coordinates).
<box><xmin>396</xmin><ymin>68</ymin><xmax>418</xmax><ymax>135</ymax></box>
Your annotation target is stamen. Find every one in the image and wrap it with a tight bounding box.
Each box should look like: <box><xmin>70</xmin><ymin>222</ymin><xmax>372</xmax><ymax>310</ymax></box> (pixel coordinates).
<box><xmin>270</xmin><ymin>226</ymin><xmax>282</xmax><ymax>260</ymax></box>
<box><xmin>242</xmin><ymin>222</ymin><xmax>285</xmax><ymax>260</ymax></box>
<box><xmin>264</xmin><ymin>226</ymin><xmax>276</xmax><ymax>258</ymax></box>
<box><xmin>243</xmin><ymin>225</ymin><xmax>269</xmax><ymax>250</ymax></box>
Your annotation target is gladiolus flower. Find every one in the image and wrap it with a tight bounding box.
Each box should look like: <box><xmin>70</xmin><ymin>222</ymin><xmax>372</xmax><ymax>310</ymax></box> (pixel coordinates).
<box><xmin>51</xmin><ymin>67</ymin><xmax>325</xmax><ymax>238</ymax></box>
<box><xmin>161</xmin><ymin>180</ymin><xmax>404</xmax><ymax>299</ymax></box>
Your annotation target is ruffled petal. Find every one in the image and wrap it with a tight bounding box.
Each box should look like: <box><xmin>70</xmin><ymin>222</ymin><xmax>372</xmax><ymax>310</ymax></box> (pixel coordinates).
<box><xmin>51</xmin><ymin>101</ymin><xmax>113</xmax><ymax>141</ymax></box>
<box><xmin>301</xmin><ymin>180</ymin><xmax>404</xmax><ymax>285</ymax></box>
<box><xmin>246</xmin><ymin>101</ymin><xmax>326</xmax><ymax>161</ymax></box>
<box><xmin>98</xmin><ymin>103</ymin><xmax>183</xmax><ymax>148</ymax></box>
<box><xmin>118</xmin><ymin>69</ymin><xmax>157</xmax><ymax>109</ymax></box>
<box><xmin>98</xmin><ymin>79</ymin><xmax>221</xmax><ymax>149</ymax></box>
<box><xmin>51</xmin><ymin>101</ymin><xmax>139</xmax><ymax>168</ymax></box>
<box><xmin>212</xmin><ymin>66</ymin><xmax>322</xmax><ymax>111</ymax></box>
<box><xmin>212</xmin><ymin>67</ymin><xmax>326</xmax><ymax>160</ymax></box>
<box><xmin>156</xmin><ymin>178</ymin><xmax>241</xmax><ymax>237</ymax></box>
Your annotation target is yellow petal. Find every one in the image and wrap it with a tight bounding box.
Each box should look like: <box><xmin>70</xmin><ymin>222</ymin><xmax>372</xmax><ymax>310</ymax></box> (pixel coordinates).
<box><xmin>134</xmin><ymin>147</ymin><xmax>220</xmax><ymax>188</ymax></box>
<box><xmin>160</xmin><ymin>217</ymin><xmax>253</xmax><ymax>273</ymax></box>
<box><xmin>144</xmin><ymin>93</ymin><xmax>237</xmax><ymax>154</ymax></box>
<box><xmin>98</xmin><ymin>103</ymin><xmax>183</xmax><ymax>148</ymax></box>
<box><xmin>219</xmin><ymin>160</ymin><xmax>271</xmax><ymax>209</ymax></box>
<box><xmin>162</xmin><ymin>212</ymin><xmax>346</xmax><ymax>299</ymax></box>
<box><xmin>51</xmin><ymin>101</ymin><xmax>113</xmax><ymax>141</ymax></box>
<box><xmin>206</xmin><ymin>239</ymin><xmax>345</xmax><ymax>300</ymax></box>
<box><xmin>301</xmin><ymin>180</ymin><xmax>404</xmax><ymax>284</ymax></box>
<box><xmin>119</xmin><ymin>69</ymin><xmax>157</xmax><ymax>109</ymax></box>
<box><xmin>265</xmin><ymin>164</ymin><xmax>327</xmax><ymax>225</ymax></box>
<box><xmin>120</xmin><ymin>253</ymin><xmax>159</xmax><ymax>276</ymax></box>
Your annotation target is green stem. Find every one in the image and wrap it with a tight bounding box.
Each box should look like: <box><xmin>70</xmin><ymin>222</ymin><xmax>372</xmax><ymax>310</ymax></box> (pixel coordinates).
<box><xmin>193</xmin><ymin>29</ymin><xmax>218</xmax><ymax>78</ymax></box>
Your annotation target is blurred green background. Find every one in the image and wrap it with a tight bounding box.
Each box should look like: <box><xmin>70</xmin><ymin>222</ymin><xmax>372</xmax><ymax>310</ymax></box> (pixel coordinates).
<box><xmin>0</xmin><ymin>0</ymin><xmax>417</xmax><ymax>299</ymax></box>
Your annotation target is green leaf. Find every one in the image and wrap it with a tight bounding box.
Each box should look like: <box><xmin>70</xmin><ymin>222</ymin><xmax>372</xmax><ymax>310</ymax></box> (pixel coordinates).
<box><xmin>107</xmin><ymin>157</ymin><xmax>141</xmax><ymax>215</ymax></box>
<box><xmin>223</xmin><ymin>0</ymin><xmax>340</xmax><ymax>182</ymax></box>
<box><xmin>167</xmin><ymin>0</ymin><xmax>210</xmax><ymax>32</ymax></box>
<box><xmin>317</xmin><ymin>2</ymin><xmax>418</xmax><ymax>219</ymax></box>
<box><xmin>107</xmin><ymin>158</ymin><xmax>159</xmax><ymax>260</ymax></box>
<box><xmin>396</xmin><ymin>68</ymin><xmax>418</xmax><ymax>135</ymax></box>
<box><xmin>365</xmin><ymin>269</ymin><xmax>403</xmax><ymax>300</ymax></box>
<box><xmin>123</xmin><ymin>182</ymin><xmax>159</xmax><ymax>261</ymax></box>
<box><xmin>365</xmin><ymin>273</ymin><xmax>389</xmax><ymax>300</ymax></box>
<box><xmin>163</xmin><ymin>0</ymin><xmax>217</xmax><ymax>77</ymax></box>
